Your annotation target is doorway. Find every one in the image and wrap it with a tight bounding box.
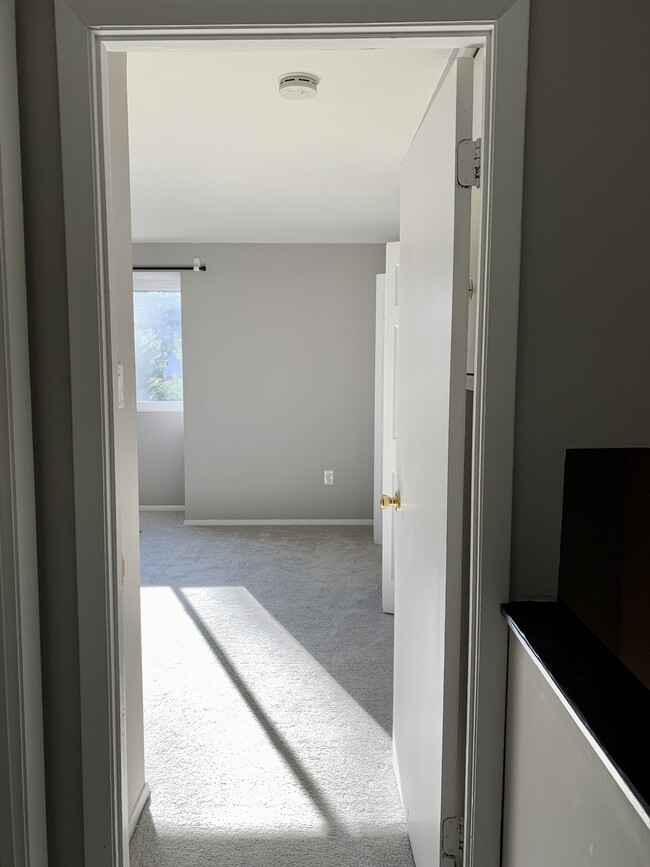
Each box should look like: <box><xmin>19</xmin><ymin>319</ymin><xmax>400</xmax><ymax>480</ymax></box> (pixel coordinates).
<box><xmin>121</xmin><ymin>42</ymin><xmax>469</xmax><ymax>866</ymax></box>
<box><xmin>53</xmin><ymin>8</ymin><xmax>528</xmax><ymax>867</ymax></box>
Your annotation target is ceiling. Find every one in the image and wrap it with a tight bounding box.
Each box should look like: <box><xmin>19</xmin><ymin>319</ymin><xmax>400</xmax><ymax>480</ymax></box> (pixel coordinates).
<box><xmin>127</xmin><ymin>47</ymin><xmax>451</xmax><ymax>244</ymax></box>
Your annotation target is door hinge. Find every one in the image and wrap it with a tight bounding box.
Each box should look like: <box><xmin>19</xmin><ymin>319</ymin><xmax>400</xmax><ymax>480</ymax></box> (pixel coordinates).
<box><xmin>442</xmin><ymin>816</ymin><xmax>464</xmax><ymax>865</ymax></box>
<box><xmin>457</xmin><ymin>138</ymin><xmax>481</xmax><ymax>189</ymax></box>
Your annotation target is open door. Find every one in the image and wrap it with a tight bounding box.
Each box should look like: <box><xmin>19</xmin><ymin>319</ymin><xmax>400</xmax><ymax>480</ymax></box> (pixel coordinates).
<box><xmin>374</xmin><ymin>272</ymin><xmax>386</xmax><ymax>546</ymax></box>
<box><xmin>391</xmin><ymin>57</ymin><xmax>474</xmax><ymax>865</ymax></box>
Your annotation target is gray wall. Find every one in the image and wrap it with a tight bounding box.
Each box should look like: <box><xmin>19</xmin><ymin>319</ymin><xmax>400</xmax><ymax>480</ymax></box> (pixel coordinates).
<box><xmin>105</xmin><ymin>53</ymin><xmax>146</xmax><ymax>820</ymax></box>
<box><xmin>510</xmin><ymin>0</ymin><xmax>650</xmax><ymax>599</ymax></box>
<box><xmin>0</xmin><ymin>2</ymin><xmax>47</xmax><ymax>861</ymax></box>
<box><xmin>15</xmin><ymin>0</ymin><xmax>650</xmax><ymax>861</ymax></box>
<box><xmin>502</xmin><ymin>635</ymin><xmax>650</xmax><ymax>866</ymax></box>
<box><xmin>137</xmin><ymin>411</ymin><xmax>185</xmax><ymax>506</ymax></box>
<box><xmin>16</xmin><ymin>0</ymin><xmax>86</xmax><ymax>862</ymax></box>
<box><xmin>134</xmin><ymin>243</ymin><xmax>384</xmax><ymax>521</ymax></box>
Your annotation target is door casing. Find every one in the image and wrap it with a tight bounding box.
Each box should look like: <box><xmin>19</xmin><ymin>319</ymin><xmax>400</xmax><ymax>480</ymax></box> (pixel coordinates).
<box><xmin>52</xmin><ymin>2</ymin><xmax>530</xmax><ymax>864</ymax></box>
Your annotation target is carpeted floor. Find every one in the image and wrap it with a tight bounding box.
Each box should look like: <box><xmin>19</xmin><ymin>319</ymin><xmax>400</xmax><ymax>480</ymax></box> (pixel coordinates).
<box><xmin>130</xmin><ymin>511</ymin><xmax>414</xmax><ymax>866</ymax></box>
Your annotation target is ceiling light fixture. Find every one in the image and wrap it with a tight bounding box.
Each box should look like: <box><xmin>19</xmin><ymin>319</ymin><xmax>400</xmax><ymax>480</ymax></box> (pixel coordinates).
<box><xmin>278</xmin><ymin>72</ymin><xmax>319</xmax><ymax>101</ymax></box>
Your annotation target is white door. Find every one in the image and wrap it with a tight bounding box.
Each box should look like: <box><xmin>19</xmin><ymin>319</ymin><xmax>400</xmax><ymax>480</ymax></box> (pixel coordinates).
<box><xmin>373</xmin><ymin>273</ymin><xmax>386</xmax><ymax>545</ymax></box>
<box><xmin>381</xmin><ymin>242</ymin><xmax>400</xmax><ymax>614</ymax></box>
<box><xmin>392</xmin><ymin>57</ymin><xmax>473</xmax><ymax>865</ymax></box>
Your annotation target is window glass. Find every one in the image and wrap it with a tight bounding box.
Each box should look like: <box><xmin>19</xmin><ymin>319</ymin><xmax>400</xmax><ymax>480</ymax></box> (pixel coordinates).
<box><xmin>133</xmin><ymin>289</ymin><xmax>183</xmax><ymax>402</ymax></box>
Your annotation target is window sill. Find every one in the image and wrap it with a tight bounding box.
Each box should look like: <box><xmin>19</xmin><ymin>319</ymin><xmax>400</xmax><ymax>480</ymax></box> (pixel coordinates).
<box><xmin>137</xmin><ymin>401</ymin><xmax>183</xmax><ymax>413</ymax></box>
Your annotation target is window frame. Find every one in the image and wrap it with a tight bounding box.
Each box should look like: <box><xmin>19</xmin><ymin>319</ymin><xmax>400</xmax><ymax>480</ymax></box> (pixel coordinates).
<box><xmin>132</xmin><ymin>271</ymin><xmax>184</xmax><ymax>411</ymax></box>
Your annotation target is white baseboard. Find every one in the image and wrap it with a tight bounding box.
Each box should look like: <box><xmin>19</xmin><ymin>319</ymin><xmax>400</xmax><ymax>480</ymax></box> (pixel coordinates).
<box><xmin>128</xmin><ymin>782</ymin><xmax>150</xmax><ymax>839</ymax></box>
<box><xmin>139</xmin><ymin>505</ymin><xmax>185</xmax><ymax>511</ymax></box>
<box><xmin>184</xmin><ymin>518</ymin><xmax>373</xmax><ymax>527</ymax></box>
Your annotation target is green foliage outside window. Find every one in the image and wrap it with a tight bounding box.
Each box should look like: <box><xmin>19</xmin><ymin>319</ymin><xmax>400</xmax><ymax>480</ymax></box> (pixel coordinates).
<box><xmin>134</xmin><ymin>290</ymin><xmax>183</xmax><ymax>402</ymax></box>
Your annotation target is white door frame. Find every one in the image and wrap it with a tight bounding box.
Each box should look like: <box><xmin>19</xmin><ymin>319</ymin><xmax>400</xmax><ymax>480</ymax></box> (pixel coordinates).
<box><xmin>0</xmin><ymin>2</ymin><xmax>48</xmax><ymax>864</ymax></box>
<box><xmin>52</xmin><ymin>2</ymin><xmax>529</xmax><ymax>865</ymax></box>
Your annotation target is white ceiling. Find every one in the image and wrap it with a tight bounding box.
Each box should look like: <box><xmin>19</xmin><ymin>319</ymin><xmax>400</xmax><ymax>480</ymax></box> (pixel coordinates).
<box><xmin>127</xmin><ymin>48</ymin><xmax>451</xmax><ymax>244</ymax></box>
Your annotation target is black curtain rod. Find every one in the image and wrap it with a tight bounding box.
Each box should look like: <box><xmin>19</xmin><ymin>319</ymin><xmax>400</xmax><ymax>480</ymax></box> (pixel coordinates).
<box><xmin>133</xmin><ymin>265</ymin><xmax>207</xmax><ymax>272</ymax></box>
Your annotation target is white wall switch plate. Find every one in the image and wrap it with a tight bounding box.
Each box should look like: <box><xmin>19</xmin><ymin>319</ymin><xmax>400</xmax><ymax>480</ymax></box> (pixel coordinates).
<box><xmin>117</xmin><ymin>363</ymin><xmax>125</xmax><ymax>409</ymax></box>
<box><xmin>324</xmin><ymin>470</ymin><xmax>334</xmax><ymax>486</ymax></box>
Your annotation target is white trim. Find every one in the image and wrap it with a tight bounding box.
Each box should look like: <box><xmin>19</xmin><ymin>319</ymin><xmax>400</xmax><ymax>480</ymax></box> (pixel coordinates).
<box><xmin>462</xmin><ymin>4</ymin><xmax>529</xmax><ymax>866</ymax></box>
<box><xmin>51</xmin><ymin>1</ymin><xmax>519</xmax><ymax>28</ymax></box>
<box><xmin>127</xmin><ymin>782</ymin><xmax>150</xmax><ymax>840</ymax></box>
<box><xmin>506</xmin><ymin>622</ymin><xmax>650</xmax><ymax>832</ymax></box>
<box><xmin>184</xmin><ymin>518</ymin><xmax>373</xmax><ymax>526</ymax></box>
<box><xmin>139</xmin><ymin>505</ymin><xmax>185</xmax><ymax>511</ymax></box>
<box><xmin>136</xmin><ymin>401</ymin><xmax>183</xmax><ymax>412</ymax></box>
<box><xmin>132</xmin><ymin>271</ymin><xmax>181</xmax><ymax>291</ymax></box>
<box><xmin>53</xmin><ymin>6</ymin><xmax>529</xmax><ymax>866</ymax></box>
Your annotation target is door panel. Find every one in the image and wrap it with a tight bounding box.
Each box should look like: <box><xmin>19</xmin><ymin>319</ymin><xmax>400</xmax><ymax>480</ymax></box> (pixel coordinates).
<box><xmin>392</xmin><ymin>57</ymin><xmax>473</xmax><ymax>865</ymax></box>
<box><xmin>374</xmin><ymin>273</ymin><xmax>386</xmax><ymax>545</ymax></box>
<box><xmin>381</xmin><ymin>242</ymin><xmax>399</xmax><ymax>614</ymax></box>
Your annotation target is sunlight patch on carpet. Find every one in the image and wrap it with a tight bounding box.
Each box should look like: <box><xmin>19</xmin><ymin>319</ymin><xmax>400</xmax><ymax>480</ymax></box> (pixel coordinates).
<box><xmin>140</xmin><ymin>586</ymin><xmax>398</xmax><ymax>840</ymax></box>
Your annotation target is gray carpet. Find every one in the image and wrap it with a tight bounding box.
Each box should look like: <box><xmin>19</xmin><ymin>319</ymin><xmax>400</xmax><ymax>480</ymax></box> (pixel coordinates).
<box><xmin>130</xmin><ymin>511</ymin><xmax>414</xmax><ymax>866</ymax></box>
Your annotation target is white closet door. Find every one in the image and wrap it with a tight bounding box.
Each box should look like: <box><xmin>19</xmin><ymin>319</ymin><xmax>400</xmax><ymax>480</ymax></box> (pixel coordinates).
<box><xmin>374</xmin><ymin>273</ymin><xmax>386</xmax><ymax>545</ymax></box>
<box><xmin>381</xmin><ymin>242</ymin><xmax>400</xmax><ymax>614</ymax></box>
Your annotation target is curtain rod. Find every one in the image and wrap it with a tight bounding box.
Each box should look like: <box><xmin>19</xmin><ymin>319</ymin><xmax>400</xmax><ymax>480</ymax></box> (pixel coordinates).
<box><xmin>133</xmin><ymin>265</ymin><xmax>207</xmax><ymax>272</ymax></box>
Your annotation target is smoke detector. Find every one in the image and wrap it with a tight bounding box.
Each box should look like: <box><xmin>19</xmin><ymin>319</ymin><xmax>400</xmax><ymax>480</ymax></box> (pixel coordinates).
<box><xmin>278</xmin><ymin>72</ymin><xmax>319</xmax><ymax>101</ymax></box>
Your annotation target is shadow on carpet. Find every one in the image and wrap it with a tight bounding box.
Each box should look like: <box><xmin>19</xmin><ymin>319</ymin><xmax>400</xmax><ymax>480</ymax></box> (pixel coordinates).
<box><xmin>130</xmin><ymin>513</ymin><xmax>413</xmax><ymax>867</ymax></box>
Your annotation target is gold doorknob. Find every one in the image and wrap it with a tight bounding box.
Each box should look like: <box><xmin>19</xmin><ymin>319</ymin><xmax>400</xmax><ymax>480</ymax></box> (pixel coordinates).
<box><xmin>380</xmin><ymin>491</ymin><xmax>401</xmax><ymax>511</ymax></box>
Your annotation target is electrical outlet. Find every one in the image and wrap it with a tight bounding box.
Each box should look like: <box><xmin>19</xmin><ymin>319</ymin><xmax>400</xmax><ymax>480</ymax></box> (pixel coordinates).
<box><xmin>323</xmin><ymin>470</ymin><xmax>334</xmax><ymax>486</ymax></box>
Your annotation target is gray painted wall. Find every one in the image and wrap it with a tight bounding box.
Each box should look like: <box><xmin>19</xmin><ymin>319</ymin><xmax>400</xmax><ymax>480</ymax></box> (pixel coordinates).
<box><xmin>137</xmin><ymin>411</ymin><xmax>185</xmax><ymax>506</ymax></box>
<box><xmin>133</xmin><ymin>243</ymin><xmax>384</xmax><ymax>521</ymax></box>
<box><xmin>15</xmin><ymin>0</ymin><xmax>650</xmax><ymax>860</ymax></box>
<box><xmin>502</xmin><ymin>635</ymin><xmax>650</xmax><ymax>866</ymax></box>
<box><xmin>105</xmin><ymin>53</ymin><xmax>146</xmax><ymax>821</ymax></box>
<box><xmin>0</xmin><ymin>2</ymin><xmax>47</xmax><ymax>861</ymax></box>
<box><xmin>16</xmin><ymin>0</ymin><xmax>86</xmax><ymax>861</ymax></box>
<box><xmin>510</xmin><ymin>0</ymin><xmax>650</xmax><ymax>599</ymax></box>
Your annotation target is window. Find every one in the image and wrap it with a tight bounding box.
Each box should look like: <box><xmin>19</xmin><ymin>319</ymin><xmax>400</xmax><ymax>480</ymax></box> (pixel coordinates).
<box><xmin>133</xmin><ymin>272</ymin><xmax>183</xmax><ymax>410</ymax></box>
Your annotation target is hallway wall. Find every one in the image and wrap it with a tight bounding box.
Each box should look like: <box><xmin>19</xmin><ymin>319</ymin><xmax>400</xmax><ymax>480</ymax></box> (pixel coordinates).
<box><xmin>15</xmin><ymin>0</ymin><xmax>86</xmax><ymax>860</ymax></box>
<box><xmin>133</xmin><ymin>243</ymin><xmax>384</xmax><ymax>522</ymax></box>
<box><xmin>0</xmin><ymin>2</ymin><xmax>47</xmax><ymax>862</ymax></box>
<box><xmin>510</xmin><ymin>0</ymin><xmax>650</xmax><ymax>599</ymax></box>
